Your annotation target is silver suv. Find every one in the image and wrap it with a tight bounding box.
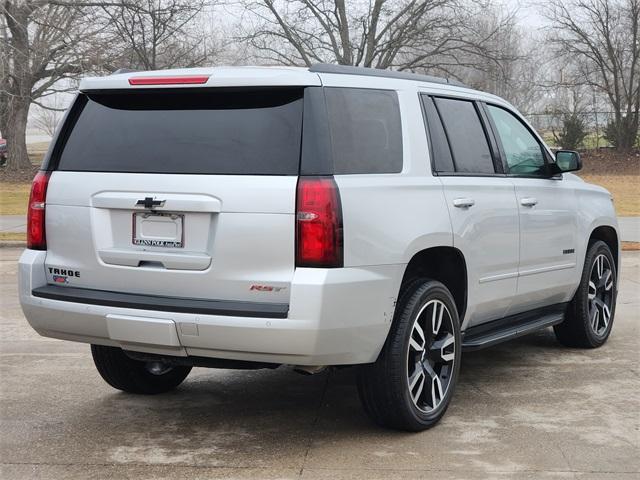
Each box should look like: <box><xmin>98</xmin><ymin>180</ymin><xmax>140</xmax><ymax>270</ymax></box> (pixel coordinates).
<box><xmin>19</xmin><ymin>64</ymin><xmax>620</xmax><ymax>431</ymax></box>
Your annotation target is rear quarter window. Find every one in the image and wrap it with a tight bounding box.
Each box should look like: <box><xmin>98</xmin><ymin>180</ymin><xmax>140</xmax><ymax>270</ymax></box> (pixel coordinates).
<box><xmin>325</xmin><ymin>87</ymin><xmax>403</xmax><ymax>174</ymax></box>
<box><xmin>433</xmin><ymin>97</ymin><xmax>495</xmax><ymax>175</ymax></box>
<box><xmin>55</xmin><ymin>88</ymin><xmax>303</xmax><ymax>175</ymax></box>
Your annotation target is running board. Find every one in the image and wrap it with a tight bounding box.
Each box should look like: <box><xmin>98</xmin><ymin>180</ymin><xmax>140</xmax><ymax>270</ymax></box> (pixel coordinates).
<box><xmin>462</xmin><ymin>304</ymin><xmax>566</xmax><ymax>351</ymax></box>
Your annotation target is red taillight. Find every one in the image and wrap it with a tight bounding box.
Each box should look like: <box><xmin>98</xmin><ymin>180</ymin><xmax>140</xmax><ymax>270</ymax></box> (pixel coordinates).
<box><xmin>27</xmin><ymin>171</ymin><xmax>50</xmax><ymax>250</ymax></box>
<box><xmin>128</xmin><ymin>75</ymin><xmax>210</xmax><ymax>85</ymax></box>
<box><xmin>296</xmin><ymin>177</ymin><xmax>343</xmax><ymax>268</ymax></box>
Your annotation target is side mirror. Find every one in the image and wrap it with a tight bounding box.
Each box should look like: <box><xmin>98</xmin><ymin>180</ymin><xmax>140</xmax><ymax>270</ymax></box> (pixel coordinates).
<box><xmin>555</xmin><ymin>150</ymin><xmax>582</xmax><ymax>173</ymax></box>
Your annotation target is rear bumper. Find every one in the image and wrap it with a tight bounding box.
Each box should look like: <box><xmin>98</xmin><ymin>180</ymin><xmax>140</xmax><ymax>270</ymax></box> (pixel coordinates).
<box><xmin>19</xmin><ymin>249</ymin><xmax>403</xmax><ymax>365</ymax></box>
<box><xmin>32</xmin><ymin>285</ymin><xmax>289</xmax><ymax>318</ymax></box>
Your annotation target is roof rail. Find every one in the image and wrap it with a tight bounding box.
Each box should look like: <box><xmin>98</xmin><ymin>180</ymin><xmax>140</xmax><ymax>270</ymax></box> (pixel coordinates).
<box><xmin>309</xmin><ymin>63</ymin><xmax>467</xmax><ymax>88</ymax></box>
<box><xmin>110</xmin><ymin>68</ymin><xmax>138</xmax><ymax>75</ymax></box>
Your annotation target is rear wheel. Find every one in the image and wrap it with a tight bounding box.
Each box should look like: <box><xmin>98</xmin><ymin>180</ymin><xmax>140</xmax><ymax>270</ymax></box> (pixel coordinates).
<box><xmin>91</xmin><ymin>345</ymin><xmax>191</xmax><ymax>394</ymax></box>
<box><xmin>358</xmin><ymin>279</ymin><xmax>461</xmax><ymax>431</ymax></box>
<box><xmin>554</xmin><ymin>240</ymin><xmax>617</xmax><ymax>348</ymax></box>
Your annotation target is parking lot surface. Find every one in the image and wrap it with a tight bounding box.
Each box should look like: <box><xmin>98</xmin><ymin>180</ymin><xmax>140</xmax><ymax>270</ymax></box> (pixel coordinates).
<box><xmin>0</xmin><ymin>247</ymin><xmax>638</xmax><ymax>480</ymax></box>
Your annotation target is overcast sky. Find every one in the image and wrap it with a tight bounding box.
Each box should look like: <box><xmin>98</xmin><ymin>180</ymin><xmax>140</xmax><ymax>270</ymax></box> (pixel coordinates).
<box><xmin>508</xmin><ymin>0</ymin><xmax>549</xmax><ymax>28</ymax></box>
<box><xmin>25</xmin><ymin>0</ymin><xmax>555</xmax><ymax>142</ymax></box>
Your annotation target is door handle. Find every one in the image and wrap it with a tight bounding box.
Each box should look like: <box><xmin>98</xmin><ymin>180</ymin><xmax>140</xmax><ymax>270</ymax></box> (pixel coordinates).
<box><xmin>520</xmin><ymin>197</ymin><xmax>538</xmax><ymax>207</ymax></box>
<box><xmin>453</xmin><ymin>198</ymin><xmax>475</xmax><ymax>208</ymax></box>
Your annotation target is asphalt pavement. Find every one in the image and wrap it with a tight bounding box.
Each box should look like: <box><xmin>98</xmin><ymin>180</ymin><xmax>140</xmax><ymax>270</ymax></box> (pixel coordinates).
<box><xmin>617</xmin><ymin>216</ymin><xmax>640</xmax><ymax>242</ymax></box>
<box><xmin>0</xmin><ymin>247</ymin><xmax>639</xmax><ymax>479</ymax></box>
<box><xmin>0</xmin><ymin>215</ymin><xmax>26</xmax><ymax>234</ymax></box>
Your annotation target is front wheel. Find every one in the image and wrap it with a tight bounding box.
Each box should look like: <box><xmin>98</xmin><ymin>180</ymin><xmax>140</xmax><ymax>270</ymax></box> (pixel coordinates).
<box><xmin>358</xmin><ymin>279</ymin><xmax>462</xmax><ymax>431</ymax></box>
<box><xmin>554</xmin><ymin>240</ymin><xmax>617</xmax><ymax>348</ymax></box>
<box><xmin>91</xmin><ymin>345</ymin><xmax>191</xmax><ymax>394</ymax></box>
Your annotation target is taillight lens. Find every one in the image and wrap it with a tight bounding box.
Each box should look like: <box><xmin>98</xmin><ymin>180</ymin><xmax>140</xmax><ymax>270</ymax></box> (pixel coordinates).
<box><xmin>296</xmin><ymin>176</ymin><xmax>343</xmax><ymax>268</ymax></box>
<box><xmin>27</xmin><ymin>171</ymin><xmax>50</xmax><ymax>250</ymax></box>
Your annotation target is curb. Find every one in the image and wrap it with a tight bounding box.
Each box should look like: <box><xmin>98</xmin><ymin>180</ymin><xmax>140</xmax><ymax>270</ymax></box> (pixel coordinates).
<box><xmin>0</xmin><ymin>241</ymin><xmax>26</xmax><ymax>248</ymax></box>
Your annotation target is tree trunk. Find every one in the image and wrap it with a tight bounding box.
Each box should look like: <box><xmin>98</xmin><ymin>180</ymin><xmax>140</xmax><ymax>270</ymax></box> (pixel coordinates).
<box><xmin>614</xmin><ymin>114</ymin><xmax>639</xmax><ymax>151</ymax></box>
<box><xmin>624</xmin><ymin>115</ymin><xmax>640</xmax><ymax>151</ymax></box>
<box><xmin>2</xmin><ymin>97</ymin><xmax>32</xmax><ymax>172</ymax></box>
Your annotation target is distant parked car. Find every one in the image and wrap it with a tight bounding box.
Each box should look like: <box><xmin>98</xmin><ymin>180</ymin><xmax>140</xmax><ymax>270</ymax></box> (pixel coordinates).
<box><xmin>0</xmin><ymin>137</ymin><xmax>7</xmax><ymax>166</ymax></box>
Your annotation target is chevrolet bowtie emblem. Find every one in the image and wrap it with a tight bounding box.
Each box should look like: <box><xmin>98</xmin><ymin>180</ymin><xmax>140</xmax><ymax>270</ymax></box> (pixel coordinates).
<box><xmin>136</xmin><ymin>197</ymin><xmax>165</xmax><ymax>209</ymax></box>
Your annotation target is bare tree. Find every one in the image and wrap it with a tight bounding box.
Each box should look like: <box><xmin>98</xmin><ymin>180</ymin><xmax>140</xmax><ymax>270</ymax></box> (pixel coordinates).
<box><xmin>546</xmin><ymin>80</ymin><xmax>591</xmax><ymax>149</ymax></box>
<box><xmin>438</xmin><ymin>5</ymin><xmax>543</xmax><ymax>111</ymax></box>
<box><xmin>1</xmin><ymin>1</ymin><xmax>105</xmax><ymax>171</ymax></box>
<box><xmin>0</xmin><ymin>0</ymin><xmax>221</xmax><ymax>172</ymax></box>
<box><xmin>543</xmin><ymin>0</ymin><xmax>640</xmax><ymax>151</ymax></box>
<box><xmin>238</xmin><ymin>0</ymin><xmax>517</xmax><ymax>75</ymax></box>
<box><xmin>95</xmin><ymin>0</ymin><xmax>216</xmax><ymax>70</ymax></box>
<box><xmin>32</xmin><ymin>102</ymin><xmax>63</xmax><ymax>137</ymax></box>
<box><xmin>396</xmin><ymin>1</ymin><xmax>520</xmax><ymax>78</ymax></box>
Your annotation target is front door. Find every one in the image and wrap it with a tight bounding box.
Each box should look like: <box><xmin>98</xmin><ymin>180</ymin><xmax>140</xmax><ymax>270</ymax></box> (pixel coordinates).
<box><xmin>484</xmin><ymin>104</ymin><xmax>578</xmax><ymax>314</ymax></box>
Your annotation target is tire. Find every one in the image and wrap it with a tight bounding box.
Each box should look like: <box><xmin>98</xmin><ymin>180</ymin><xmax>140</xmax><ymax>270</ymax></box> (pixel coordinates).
<box><xmin>357</xmin><ymin>279</ymin><xmax>462</xmax><ymax>431</ymax></box>
<box><xmin>554</xmin><ymin>240</ymin><xmax>617</xmax><ymax>348</ymax></box>
<box><xmin>91</xmin><ymin>345</ymin><xmax>191</xmax><ymax>394</ymax></box>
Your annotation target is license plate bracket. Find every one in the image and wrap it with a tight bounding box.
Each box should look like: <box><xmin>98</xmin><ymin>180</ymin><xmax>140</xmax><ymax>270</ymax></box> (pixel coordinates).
<box><xmin>132</xmin><ymin>212</ymin><xmax>184</xmax><ymax>248</ymax></box>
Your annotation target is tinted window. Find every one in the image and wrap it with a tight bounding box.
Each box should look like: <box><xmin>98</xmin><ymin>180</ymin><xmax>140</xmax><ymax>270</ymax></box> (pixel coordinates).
<box><xmin>434</xmin><ymin>97</ymin><xmax>494</xmax><ymax>174</ymax></box>
<box><xmin>421</xmin><ymin>95</ymin><xmax>454</xmax><ymax>172</ymax></box>
<box><xmin>325</xmin><ymin>88</ymin><xmax>402</xmax><ymax>174</ymax></box>
<box><xmin>487</xmin><ymin>105</ymin><xmax>546</xmax><ymax>175</ymax></box>
<box><xmin>57</xmin><ymin>89</ymin><xmax>303</xmax><ymax>174</ymax></box>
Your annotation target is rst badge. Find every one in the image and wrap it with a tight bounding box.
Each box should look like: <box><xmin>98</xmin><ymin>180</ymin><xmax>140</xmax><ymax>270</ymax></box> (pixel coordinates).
<box><xmin>250</xmin><ymin>285</ymin><xmax>286</xmax><ymax>292</ymax></box>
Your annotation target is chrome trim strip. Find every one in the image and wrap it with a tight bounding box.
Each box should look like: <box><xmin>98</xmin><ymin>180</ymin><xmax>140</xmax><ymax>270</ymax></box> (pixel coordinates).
<box><xmin>519</xmin><ymin>263</ymin><xmax>576</xmax><ymax>277</ymax></box>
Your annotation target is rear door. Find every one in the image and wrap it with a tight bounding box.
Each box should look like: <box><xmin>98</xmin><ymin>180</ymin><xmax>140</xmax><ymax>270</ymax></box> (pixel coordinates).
<box><xmin>421</xmin><ymin>95</ymin><xmax>520</xmax><ymax>327</ymax></box>
<box><xmin>43</xmin><ymin>88</ymin><xmax>304</xmax><ymax>305</ymax></box>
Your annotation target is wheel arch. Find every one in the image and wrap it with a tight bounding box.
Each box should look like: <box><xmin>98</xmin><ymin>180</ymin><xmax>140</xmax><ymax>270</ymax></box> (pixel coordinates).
<box><xmin>589</xmin><ymin>225</ymin><xmax>619</xmax><ymax>272</ymax></box>
<box><xmin>400</xmin><ymin>246</ymin><xmax>468</xmax><ymax>321</ymax></box>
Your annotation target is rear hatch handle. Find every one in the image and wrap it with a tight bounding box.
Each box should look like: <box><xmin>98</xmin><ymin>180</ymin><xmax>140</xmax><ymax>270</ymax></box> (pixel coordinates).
<box><xmin>92</xmin><ymin>192</ymin><xmax>221</xmax><ymax>213</ymax></box>
<box><xmin>98</xmin><ymin>248</ymin><xmax>211</xmax><ymax>270</ymax></box>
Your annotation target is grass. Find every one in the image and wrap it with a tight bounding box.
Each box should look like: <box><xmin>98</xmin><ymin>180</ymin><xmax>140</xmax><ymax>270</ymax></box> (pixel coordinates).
<box><xmin>27</xmin><ymin>141</ymin><xmax>50</xmax><ymax>166</ymax></box>
<box><xmin>1</xmin><ymin>143</ymin><xmax>638</xmax><ymax>219</ymax></box>
<box><xmin>0</xmin><ymin>142</ymin><xmax>47</xmax><ymax>215</ymax></box>
<box><xmin>622</xmin><ymin>241</ymin><xmax>640</xmax><ymax>251</ymax></box>
<box><xmin>542</xmin><ymin>132</ymin><xmax>614</xmax><ymax>150</ymax></box>
<box><xmin>541</xmin><ymin>131</ymin><xmax>639</xmax><ymax>150</ymax></box>
<box><xmin>0</xmin><ymin>175</ymin><xmax>635</xmax><ymax>220</ymax></box>
<box><xmin>0</xmin><ymin>176</ymin><xmax>637</xmax><ymax>218</ymax></box>
<box><xmin>578</xmin><ymin>173</ymin><xmax>639</xmax><ymax>216</ymax></box>
<box><xmin>0</xmin><ymin>232</ymin><xmax>26</xmax><ymax>242</ymax></box>
<box><xmin>0</xmin><ymin>182</ymin><xmax>30</xmax><ymax>215</ymax></box>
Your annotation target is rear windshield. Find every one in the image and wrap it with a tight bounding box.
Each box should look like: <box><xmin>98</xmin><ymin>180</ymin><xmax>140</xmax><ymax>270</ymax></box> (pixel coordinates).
<box><xmin>56</xmin><ymin>88</ymin><xmax>303</xmax><ymax>175</ymax></box>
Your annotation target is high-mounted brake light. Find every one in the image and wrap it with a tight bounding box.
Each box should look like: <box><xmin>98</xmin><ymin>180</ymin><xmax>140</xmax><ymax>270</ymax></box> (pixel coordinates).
<box><xmin>296</xmin><ymin>177</ymin><xmax>343</xmax><ymax>268</ymax></box>
<box><xmin>27</xmin><ymin>171</ymin><xmax>51</xmax><ymax>250</ymax></box>
<box><xmin>128</xmin><ymin>75</ymin><xmax>210</xmax><ymax>86</ymax></box>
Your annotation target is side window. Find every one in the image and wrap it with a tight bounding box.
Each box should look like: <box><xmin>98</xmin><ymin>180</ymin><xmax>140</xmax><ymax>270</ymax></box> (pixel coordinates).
<box><xmin>421</xmin><ymin>96</ymin><xmax>455</xmax><ymax>173</ymax></box>
<box><xmin>325</xmin><ymin>87</ymin><xmax>403</xmax><ymax>174</ymax></box>
<box><xmin>433</xmin><ymin>97</ymin><xmax>495</xmax><ymax>174</ymax></box>
<box><xmin>486</xmin><ymin>105</ymin><xmax>546</xmax><ymax>175</ymax></box>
